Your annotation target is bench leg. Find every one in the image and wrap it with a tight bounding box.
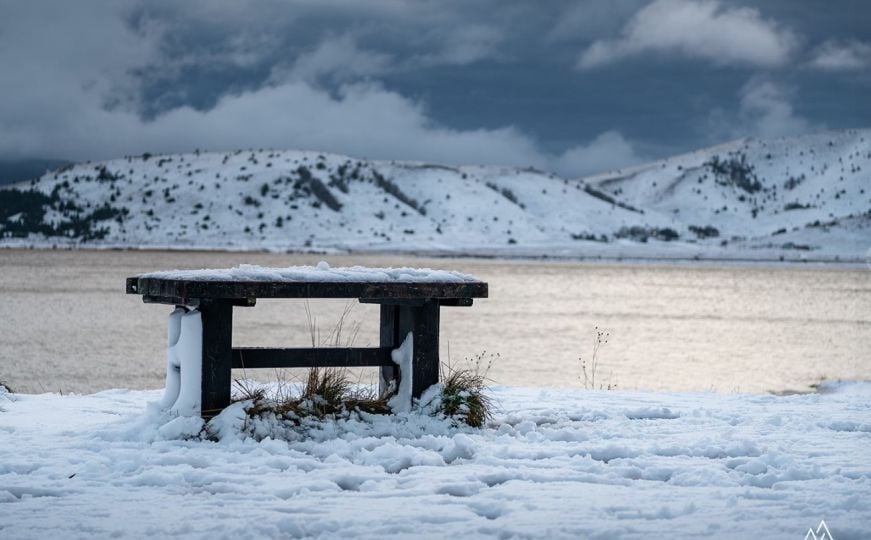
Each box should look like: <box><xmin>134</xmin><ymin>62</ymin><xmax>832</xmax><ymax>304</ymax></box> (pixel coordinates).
<box><xmin>379</xmin><ymin>304</ymin><xmax>398</xmax><ymax>396</ymax></box>
<box><xmin>199</xmin><ymin>300</ymin><xmax>233</xmax><ymax>419</ymax></box>
<box><xmin>379</xmin><ymin>301</ymin><xmax>441</xmax><ymax>400</ymax></box>
<box><xmin>407</xmin><ymin>300</ymin><xmax>440</xmax><ymax>399</ymax></box>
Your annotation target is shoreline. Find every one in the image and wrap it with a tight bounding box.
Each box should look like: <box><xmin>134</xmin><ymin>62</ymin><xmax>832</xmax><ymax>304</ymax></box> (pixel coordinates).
<box><xmin>3</xmin><ymin>379</ymin><xmax>857</xmax><ymax>399</ymax></box>
<box><xmin>1</xmin><ymin>243</ymin><xmax>867</xmax><ymax>269</ymax></box>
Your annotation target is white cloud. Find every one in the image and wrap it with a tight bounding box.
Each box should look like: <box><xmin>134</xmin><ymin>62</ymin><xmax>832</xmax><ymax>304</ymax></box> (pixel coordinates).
<box><xmin>555</xmin><ymin>131</ymin><xmax>644</xmax><ymax>177</ymax></box>
<box><xmin>549</xmin><ymin>0</ymin><xmax>646</xmax><ymax>42</ymax></box>
<box><xmin>273</xmin><ymin>35</ymin><xmax>393</xmax><ymax>84</ymax></box>
<box><xmin>737</xmin><ymin>80</ymin><xmax>814</xmax><ymax>138</ymax></box>
<box><xmin>421</xmin><ymin>24</ymin><xmax>504</xmax><ymax>66</ymax></box>
<box><xmin>1</xmin><ymin>75</ymin><xmax>641</xmax><ymax>177</ymax></box>
<box><xmin>706</xmin><ymin>79</ymin><xmax>819</xmax><ymax>141</ymax></box>
<box><xmin>0</xmin><ymin>0</ymin><xmax>641</xmax><ymax>178</ymax></box>
<box><xmin>577</xmin><ymin>0</ymin><xmax>796</xmax><ymax>69</ymax></box>
<box><xmin>808</xmin><ymin>40</ymin><xmax>871</xmax><ymax>71</ymax></box>
<box><xmin>0</xmin><ymin>1</ymin><xmax>161</xmax><ymax>155</ymax></box>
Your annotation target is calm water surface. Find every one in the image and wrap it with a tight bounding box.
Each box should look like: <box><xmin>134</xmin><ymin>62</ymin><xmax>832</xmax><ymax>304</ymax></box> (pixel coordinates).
<box><xmin>1</xmin><ymin>250</ymin><xmax>868</xmax><ymax>394</ymax></box>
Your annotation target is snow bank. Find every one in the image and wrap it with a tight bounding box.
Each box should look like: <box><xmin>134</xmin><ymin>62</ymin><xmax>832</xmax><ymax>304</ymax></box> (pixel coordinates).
<box><xmin>137</xmin><ymin>261</ymin><xmax>479</xmax><ymax>283</ymax></box>
<box><xmin>388</xmin><ymin>332</ymin><xmax>414</xmax><ymax>413</ymax></box>
<box><xmin>0</xmin><ymin>384</ymin><xmax>12</xmax><ymax>412</ymax></box>
<box><xmin>159</xmin><ymin>308</ymin><xmax>203</xmax><ymax>417</ymax></box>
<box><xmin>1</xmin><ymin>384</ymin><xmax>870</xmax><ymax>539</ymax></box>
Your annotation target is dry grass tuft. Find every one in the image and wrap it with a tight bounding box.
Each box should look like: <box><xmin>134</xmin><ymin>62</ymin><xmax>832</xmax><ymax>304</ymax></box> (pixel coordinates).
<box><xmin>232</xmin><ymin>378</ymin><xmax>267</xmax><ymax>403</ymax></box>
<box><xmin>302</xmin><ymin>368</ymin><xmax>351</xmax><ymax>409</ymax></box>
<box><xmin>341</xmin><ymin>382</ymin><xmax>392</xmax><ymax>415</ymax></box>
<box><xmin>229</xmin><ymin>303</ymin><xmax>494</xmax><ymax>428</ymax></box>
<box><xmin>438</xmin><ymin>352</ymin><xmax>496</xmax><ymax>428</ymax></box>
<box><xmin>233</xmin><ymin>367</ymin><xmax>391</xmax><ymax>422</ymax></box>
<box><xmin>230</xmin><ymin>301</ymin><xmax>390</xmax><ymax>421</ymax></box>
<box><xmin>579</xmin><ymin>326</ymin><xmax>615</xmax><ymax>390</ymax></box>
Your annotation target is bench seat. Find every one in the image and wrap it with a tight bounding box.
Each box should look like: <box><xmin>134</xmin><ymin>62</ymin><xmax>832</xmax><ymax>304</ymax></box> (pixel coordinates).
<box><xmin>127</xmin><ymin>264</ymin><xmax>488</xmax><ymax>418</ymax></box>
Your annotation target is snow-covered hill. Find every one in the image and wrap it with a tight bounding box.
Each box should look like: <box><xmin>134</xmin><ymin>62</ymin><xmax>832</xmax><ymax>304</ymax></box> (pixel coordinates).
<box><xmin>589</xmin><ymin>129</ymin><xmax>871</xmax><ymax>261</ymax></box>
<box><xmin>1</xmin><ymin>129</ymin><xmax>869</xmax><ymax>261</ymax></box>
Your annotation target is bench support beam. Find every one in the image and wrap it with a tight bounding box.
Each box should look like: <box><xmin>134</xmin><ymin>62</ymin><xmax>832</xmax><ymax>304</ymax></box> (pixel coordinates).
<box><xmin>232</xmin><ymin>347</ymin><xmax>394</xmax><ymax>369</ymax></box>
<box><xmin>379</xmin><ymin>300</ymin><xmax>440</xmax><ymax>399</ymax></box>
<box><xmin>379</xmin><ymin>304</ymin><xmax>399</xmax><ymax>396</ymax></box>
<box><xmin>408</xmin><ymin>300</ymin><xmax>440</xmax><ymax>399</ymax></box>
<box><xmin>199</xmin><ymin>300</ymin><xmax>233</xmax><ymax>418</ymax></box>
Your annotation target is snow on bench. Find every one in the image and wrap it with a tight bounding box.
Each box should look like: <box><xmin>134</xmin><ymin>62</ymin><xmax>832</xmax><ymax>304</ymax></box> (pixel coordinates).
<box><xmin>136</xmin><ymin>261</ymin><xmax>479</xmax><ymax>283</ymax></box>
<box><xmin>126</xmin><ymin>262</ymin><xmax>488</xmax><ymax>418</ymax></box>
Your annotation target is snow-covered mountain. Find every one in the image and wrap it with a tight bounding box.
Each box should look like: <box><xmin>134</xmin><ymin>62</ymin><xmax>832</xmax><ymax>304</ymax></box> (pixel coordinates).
<box><xmin>1</xmin><ymin>129</ymin><xmax>869</xmax><ymax>262</ymax></box>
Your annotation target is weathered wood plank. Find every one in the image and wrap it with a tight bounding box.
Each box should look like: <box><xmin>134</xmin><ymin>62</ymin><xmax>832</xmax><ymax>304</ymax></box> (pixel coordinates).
<box><xmin>410</xmin><ymin>300</ymin><xmax>440</xmax><ymax>399</ymax></box>
<box><xmin>359</xmin><ymin>297</ymin><xmax>473</xmax><ymax>307</ymax></box>
<box><xmin>379</xmin><ymin>304</ymin><xmax>399</xmax><ymax>396</ymax></box>
<box><xmin>127</xmin><ymin>278</ymin><xmax>487</xmax><ymax>301</ymax></box>
<box><xmin>393</xmin><ymin>301</ymin><xmax>441</xmax><ymax>400</ymax></box>
<box><xmin>142</xmin><ymin>295</ymin><xmax>255</xmax><ymax>307</ymax></box>
<box><xmin>439</xmin><ymin>298</ymin><xmax>473</xmax><ymax>307</ymax></box>
<box><xmin>232</xmin><ymin>347</ymin><xmax>393</xmax><ymax>369</ymax></box>
<box><xmin>360</xmin><ymin>298</ymin><xmax>427</xmax><ymax>306</ymax></box>
<box><xmin>200</xmin><ymin>300</ymin><xmax>233</xmax><ymax>419</ymax></box>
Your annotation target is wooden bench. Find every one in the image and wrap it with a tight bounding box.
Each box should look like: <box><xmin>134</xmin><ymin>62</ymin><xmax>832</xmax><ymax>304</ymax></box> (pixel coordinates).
<box><xmin>126</xmin><ymin>266</ymin><xmax>488</xmax><ymax>417</ymax></box>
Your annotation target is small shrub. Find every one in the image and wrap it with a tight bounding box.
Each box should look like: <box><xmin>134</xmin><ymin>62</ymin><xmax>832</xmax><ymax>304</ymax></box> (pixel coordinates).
<box><xmin>689</xmin><ymin>225</ymin><xmax>720</xmax><ymax>239</ymax></box>
<box><xmin>485</xmin><ymin>182</ymin><xmax>525</xmax><ymax>209</ymax></box>
<box><xmin>705</xmin><ymin>153</ymin><xmax>762</xmax><ymax>193</ymax></box>
<box><xmin>583</xmin><ymin>184</ymin><xmax>643</xmax><ymax>214</ymax></box>
<box><xmin>654</xmin><ymin>227</ymin><xmax>680</xmax><ymax>241</ymax></box>
<box><xmin>615</xmin><ymin>226</ymin><xmax>679</xmax><ymax>242</ymax></box>
<box><xmin>372</xmin><ymin>171</ymin><xmax>424</xmax><ymax>215</ymax></box>
<box><xmin>297</xmin><ymin>166</ymin><xmax>342</xmax><ymax>211</ymax></box>
<box><xmin>95</xmin><ymin>166</ymin><xmax>120</xmax><ymax>183</ymax></box>
<box><xmin>783</xmin><ymin>175</ymin><xmax>805</xmax><ymax>190</ymax></box>
<box><xmin>571</xmin><ymin>232</ymin><xmax>608</xmax><ymax>242</ymax></box>
<box><xmin>784</xmin><ymin>202</ymin><xmax>812</xmax><ymax>211</ymax></box>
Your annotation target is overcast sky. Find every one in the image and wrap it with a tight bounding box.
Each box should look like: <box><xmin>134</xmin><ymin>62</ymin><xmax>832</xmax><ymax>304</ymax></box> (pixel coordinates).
<box><xmin>1</xmin><ymin>0</ymin><xmax>868</xmax><ymax>177</ymax></box>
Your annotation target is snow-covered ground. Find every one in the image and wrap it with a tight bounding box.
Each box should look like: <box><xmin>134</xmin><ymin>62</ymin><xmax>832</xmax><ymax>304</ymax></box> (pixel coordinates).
<box><xmin>1</xmin><ymin>383</ymin><xmax>869</xmax><ymax>539</ymax></box>
<box><xmin>2</xmin><ymin>129</ymin><xmax>868</xmax><ymax>262</ymax></box>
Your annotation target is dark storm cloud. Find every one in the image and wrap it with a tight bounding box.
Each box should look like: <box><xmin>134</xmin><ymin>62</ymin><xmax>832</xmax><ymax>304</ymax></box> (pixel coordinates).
<box><xmin>0</xmin><ymin>0</ymin><xmax>868</xmax><ymax>177</ymax></box>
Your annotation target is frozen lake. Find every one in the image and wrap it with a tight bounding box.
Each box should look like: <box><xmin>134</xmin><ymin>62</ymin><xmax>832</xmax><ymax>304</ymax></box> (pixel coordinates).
<box><xmin>1</xmin><ymin>249</ymin><xmax>869</xmax><ymax>395</ymax></box>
